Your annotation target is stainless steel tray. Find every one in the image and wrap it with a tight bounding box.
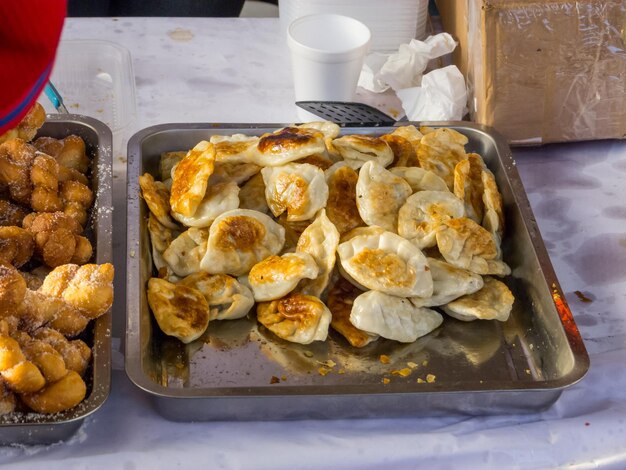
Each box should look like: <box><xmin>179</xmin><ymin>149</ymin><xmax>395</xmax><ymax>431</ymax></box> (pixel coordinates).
<box><xmin>126</xmin><ymin>122</ymin><xmax>589</xmax><ymax>421</ymax></box>
<box><xmin>0</xmin><ymin>114</ymin><xmax>113</xmax><ymax>444</ymax></box>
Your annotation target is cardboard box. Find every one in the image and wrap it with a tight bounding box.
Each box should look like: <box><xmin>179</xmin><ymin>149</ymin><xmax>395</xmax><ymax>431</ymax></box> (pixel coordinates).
<box><xmin>437</xmin><ymin>0</ymin><xmax>626</xmax><ymax>144</ymax></box>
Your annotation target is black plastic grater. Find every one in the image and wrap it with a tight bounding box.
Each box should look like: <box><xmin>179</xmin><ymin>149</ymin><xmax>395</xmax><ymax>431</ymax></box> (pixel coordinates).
<box><xmin>296</xmin><ymin>101</ymin><xmax>399</xmax><ymax>126</ymax></box>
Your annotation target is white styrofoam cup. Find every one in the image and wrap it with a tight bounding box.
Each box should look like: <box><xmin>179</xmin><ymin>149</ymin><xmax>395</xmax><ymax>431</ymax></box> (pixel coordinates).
<box><xmin>287</xmin><ymin>14</ymin><xmax>371</xmax><ymax>102</ymax></box>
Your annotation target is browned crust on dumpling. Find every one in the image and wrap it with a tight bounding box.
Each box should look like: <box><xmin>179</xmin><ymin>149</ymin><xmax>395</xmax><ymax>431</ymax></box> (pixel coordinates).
<box><xmin>213</xmin><ymin>215</ymin><xmax>267</xmax><ymax>251</ymax></box>
<box><xmin>326</xmin><ymin>166</ymin><xmax>363</xmax><ymax>234</ymax></box>
<box><xmin>296</xmin><ymin>153</ymin><xmax>333</xmax><ymax>170</ymax></box>
<box><xmin>258</xmin><ymin>127</ymin><xmax>322</xmax><ymax>155</ymax></box>
<box><xmin>327</xmin><ymin>277</ymin><xmax>372</xmax><ymax>348</ymax></box>
<box><xmin>380</xmin><ymin>134</ymin><xmax>419</xmax><ymax>167</ymax></box>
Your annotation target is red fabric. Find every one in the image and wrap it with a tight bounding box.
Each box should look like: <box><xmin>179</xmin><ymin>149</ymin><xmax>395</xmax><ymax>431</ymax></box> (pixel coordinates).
<box><xmin>0</xmin><ymin>0</ymin><xmax>67</xmax><ymax>133</ymax></box>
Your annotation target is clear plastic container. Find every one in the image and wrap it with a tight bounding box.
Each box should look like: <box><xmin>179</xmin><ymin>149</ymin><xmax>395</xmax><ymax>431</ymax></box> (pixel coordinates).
<box><xmin>41</xmin><ymin>40</ymin><xmax>136</xmax><ymax>134</ymax></box>
<box><xmin>279</xmin><ymin>0</ymin><xmax>430</xmax><ymax>52</ymax></box>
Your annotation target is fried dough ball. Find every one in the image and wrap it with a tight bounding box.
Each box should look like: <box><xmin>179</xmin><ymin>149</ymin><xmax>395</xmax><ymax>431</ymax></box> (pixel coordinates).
<box><xmin>0</xmin><ymin>138</ymin><xmax>37</xmax><ymax>205</ymax></box>
<box><xmin>0</xmin><ymin>226</ymin><xmax>34</xmax><ymax>268</ymax></box>
<box><xmin>0</xmin><ymin>103</ymin><xmax>45</xmax><ymax>145</ymax></box>
<box><xmin>12</xmin><ymin>330</ymin><xmax>67</xmax><ymax>383</ymax></box>
<box><xmin>33</xmin><ymin>135</ymin><xmax>90</xmax><ymax>174</ymax></box>
<box><xmin>30</xmin><ymin>154</ymin><xmax>63</xmax><ymax>212</ymax></box>
<box><xmin>0</xmin><ymin>382</ymin><xmax>16</xmax><ymax>415</ymax></box>
<box><xmin>23</xmin><ymin>212</ymin><xmax>92</xmax><ymax>267</ymax></box>
<box><xmin>32</xmin><ymin>328</ymin><xmax>91</xmax><ymax>375</ymax></box>
<box><xmin>0</xmin><ymin>199</ymin><xmax>28</xmax><ymax>227</ymax></box>
<box><xmin>21</xmin><ymin>290</ymin><xmax>90</xmax><ymax>337</ymax></box>
<box><xmin>0</xmin><ymin>265</ymin><xmax>27</xmax><ymax>317</ymax></box>
<box><xmin>21</xmin><ymin>370</ymin><xmax>87</xmax><ymax>414</ymax></box>
<box><xmin>60</xmin><ymin>180</ymin><xmax>94</xmax><ymax>227</ymax></box>
<box><xmin>0</xmin><ymin>335</ymin><xmax>46</xmax><ymax>394</ymax></box>
<box><xmin>40</xmin><ymin>263</ymin><xmax>115</xmax><ymax>320</ymax></box>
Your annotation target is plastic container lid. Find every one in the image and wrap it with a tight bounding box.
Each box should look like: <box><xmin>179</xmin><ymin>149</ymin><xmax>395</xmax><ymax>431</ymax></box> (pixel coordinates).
<box><xmin>41</xmin><ymin>40</ymin><xmax>136</xmax><ymax>134</ymax></box>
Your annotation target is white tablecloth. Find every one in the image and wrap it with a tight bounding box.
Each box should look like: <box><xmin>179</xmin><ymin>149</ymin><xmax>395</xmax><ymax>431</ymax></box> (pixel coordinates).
<box><xmin>1</xmin><ymin>18</ymin><xmax>625</xmax><ymax>469</ymax></box>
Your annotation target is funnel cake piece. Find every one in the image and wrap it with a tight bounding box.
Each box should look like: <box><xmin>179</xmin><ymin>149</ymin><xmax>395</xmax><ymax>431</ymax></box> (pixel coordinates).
<box><xmin>0</xmin><ymin>103</ymin><xmax>45</xmax><ymax>145</ymax></box>
<box><xmin>0</xmin><ymin>335</ymin><xmax>46</xmax><ymax>394</ymax></box>
<box><xmin>0</xmin><ymin>138</ymin><xmax>37</xmax><ymax>205</ymax></box>
<box><xmin>0</xmin><ymin>199</ymin><xmax>28</xmax><ymax>227</ymax></box>
<box><xmin>23</xmin><ymin>212</ymin><xmax>92</xmax><ymax>267</ymax></box>
<box><xmin>32</xmin><ymin>328</ymin><xmax>91</xmax><ymax>375</ymax></box>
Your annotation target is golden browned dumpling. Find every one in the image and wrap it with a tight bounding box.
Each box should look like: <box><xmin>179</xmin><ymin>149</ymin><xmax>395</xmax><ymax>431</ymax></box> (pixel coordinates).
<box><xmin>453</xmin><ymin>153</ymin><xmax>486</xmax><ymax>223</ymax></box>
<box><xmin>178</xmin><ymin>272</ymin><xmax>254</xmax><ymax>320</ymax></box>
<box><xmin>256</xmin><ymin>293</ymin><xmax>331</xmax><ymax>344</ymax></box>
<box><xmin>295</xmin><ymin>209</ymin><xmax>340</xmax><ymax>297</ymax></box>
<box><xmin>254</xmin><ymin>127</ymin><xmax>326</xmax><ymax>166</ymax></box>
<box><xmin>172</xmin><ymin>181</ymin><xmax>240</xmax><ymax>228</ymax></box>
<box><xmin>162</xmin><ymin>228</ymin><xmax>208</xmax><ymax>277</ymax></box>
<box><xmin>247</xmin><ymin>252</ymin><xmax>319</xmax><ymax>301</ymax></box>
<box><xmin>238</xmin><ymin>172</ymin><xmax>270</xmax><ymax>214</ymax></box>
<box><xmin>139</xmin><ymin>173</ymin><xmax>179</xmax><ymax>229</ymax></box>
<box><xmin>200</xmin><ymin>209</ymin><xmax>285</xmax><ymax>276</ymax></box>
<box><xmin>325</xmin><ymin>163</ymin><xmax>364</xmax><ymax>234</ymax></box>
<box><xmin>389</xmin><ymin>166</ymin><xmax>448</xmax><ymax>193</ymax></box>
<box><xmin>159</xmin><ymin>150</ymin><xmax>186</xmax><ymax>181</ymax></box>
<box><xmin>380</xmin><ymin>134</ymin><xmax>419</xmax><ymax>167</ymax></box>
<box><xmin>147</xmin><ymin>277</ymin><xmax>209</xmax><ymax>343</ymax></box>
<box><xmin>170</xmin><ymin>141</ymin><xmax>215</xmax><ymax>217</ymax></box>
<box><xmin>332</xmin><ymin>134</ymin><xmax>393</xmax><ymax>168</ymax></box>
<box><xmin>147</xmin><ymin>213</ymin><xmax>177</xmax><ymax>272</ymax></box>
<box><xmin>397</xmin><ymin>190</ymin><xmax>465</xmax><ymax>249</ymax></box>
<box><xmin>482</xmin><ymin>168</ymin><xmax>505</xmax><ymax>241</ymax></box>
<box><xmin>210</xmin><ymin>162</ymin><xmax>260</xmax><ymax>185</ymax></box>
<box><xmin>355</xmin><ymin>160</ymin><xmax>412</xmax><ymax>232</ymax></box>
<box><xmin>435</xmin><ymin>217</ymin><xmax>510</xmax><ymax>276</ymax></box>
<box><xmin>210</xmin><ymin>134</ymin><xmax>260</xmax><ymax>165</ymax></box>
<box><xmin>417</xmin><ymin>127</ymin><xmax>468</xmax><ymax>190</ymax></box>
<box><xmin>337</xmin><ymin>230</ymin><xmax>433</xmax><ymax>298</ymax></box>
<box><xmin>327</xmin><ymin>277</ymin><xmax>377</xmax><ymax>348</ymax></box>
<box><xmin>442</xmin><ymin>277</ymin><xmax>514</xmax><ymax>322</ymax></box>
<box><xmin>261</xmin><ymin>163</ymin><xmax>328</xmax><ymax>222</ymax></box>
<box><xmin>390</xmin><ymin>125</ymin><xmax>423</xmax><ymax>150</ymax></box>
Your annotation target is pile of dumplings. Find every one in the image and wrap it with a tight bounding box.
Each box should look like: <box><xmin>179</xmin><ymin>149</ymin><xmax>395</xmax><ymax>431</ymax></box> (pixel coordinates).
<box><xmin>140</xmin><ymin>122</ymin><xmax>515</xmax><ymax>349</ymax></box>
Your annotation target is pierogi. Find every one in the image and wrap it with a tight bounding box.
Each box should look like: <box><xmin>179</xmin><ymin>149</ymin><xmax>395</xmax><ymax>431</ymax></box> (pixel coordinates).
<box><xmin>442</xmin><ymin>277</ymin><xmax>514</xmax><ymax>322</ymax></box>
<box><xmin>200</xmin><ymin>209</ymin><xmax>285</xmax><ymax>276</ymax></box>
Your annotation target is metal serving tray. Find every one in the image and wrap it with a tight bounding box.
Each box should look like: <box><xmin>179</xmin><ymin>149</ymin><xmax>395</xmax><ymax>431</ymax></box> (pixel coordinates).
<box><xmin>0</xmin><ymin>115</ymin><xmax>113</xmax><ymax>444</ymax></box>
<box><xmin>126</xmin><ymin>122</ymin><xmax>589</xmax><ymax>421</ymax></box>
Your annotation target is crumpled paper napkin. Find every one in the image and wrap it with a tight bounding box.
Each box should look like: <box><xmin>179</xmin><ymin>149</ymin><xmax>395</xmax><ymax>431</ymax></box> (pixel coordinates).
<box><xmin>358</xmin><ymin>32</ymin><xmax>467</xmax><ymax>121</ymax></box>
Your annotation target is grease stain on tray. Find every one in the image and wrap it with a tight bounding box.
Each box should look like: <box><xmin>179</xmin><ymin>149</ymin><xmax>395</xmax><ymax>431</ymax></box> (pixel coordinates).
<box><xmin>168</xmin><ymin>28</ymin><xmax>194</xmax><ymax>42</ymax></box>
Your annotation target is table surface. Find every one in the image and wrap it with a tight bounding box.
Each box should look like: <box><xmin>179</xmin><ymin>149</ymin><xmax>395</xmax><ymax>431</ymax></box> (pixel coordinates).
<box><xmin>2</xmin><ymin>17</ymin><xmax>626</xmax><ymax>469</ymax></box>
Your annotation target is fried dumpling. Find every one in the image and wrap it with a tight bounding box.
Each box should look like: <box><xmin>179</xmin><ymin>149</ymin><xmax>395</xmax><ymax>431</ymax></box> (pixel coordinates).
<box><xmin>390</xmin><ymin>125</ymin><xmax>423</xmax><ymax>149</ymax></box>
<box><xmin>397</xmin><ymin>190</ymin><xmax>465</xmax><ymax>249</ymax></box>
<box><xmin>435</xmin><ymin>217</ymin><xmax>510</xmax><ymax>276</ymax></box>
<box><xmin>172</xmin><ymin>181</ymin><xmax>240</xmax><ymax>228</ymax></box>
<box><xmin>147</xmin><ymin>277</ymin><xmax>209</xmax><ymax>343</ymax></box>
<box><xmin>295</xmin><ymin>153</ymin><xmax>334</xmax><ymax>170</ymax></box>
<box><xmin>356</xmin><ymin>160</ymin><xmax>412</xmax><ymax>232</ymax></box>
<box><xmin>261</xmin><ymin>163</ymin><xmax>328</xmax><ymax>222</ymax></box>
<box><xmin>239</xmin><ymin>172</ymin><xmax>270</xmax><ymax>214</ymax></box>
<box><xmin>327</xmin><ymin>277</ymin><xmax>378</xmax><ymax>348</ymax></box>
<box><xmin>453</xmin><ymin>153</ymin><xmax>486</xmax><ymax>223</ymax></box>
<box><xmin>247</xmin><ymin>252</ymin><xmax>319</xmax><ymax>301</ymax></box>
<box><xmin>410</xmin><ymin>257</ymin><xmax>484</xmax><ymax>307</ymax></box>
<box><xmin>380</xmin><ymin>134</ymin><xmax>419</xmax><ymax>167</ymax></box>
<box><xmin>339</xmin><ymin>225</ymin><xmax>385</xmax><ymax>243</ymax></box>
<box><xmin>324</xmin><ymin>163</ymin><xmax>363</xmax><ymax>234</ymax></box>
<box><xmin>170</xmin><ymin>140</ymin><xmax>215</xmax><ymax>217</ymax></box>
<box><xmin>147</xmin><ymin>213</ymin><xmax>176</xmax><ymax>272</ymax></box>
<box><xmin>350</xmin><ymin>290</ymin><xmax>443</xmax><ymax>343</ymax></box>
<box><xmin>139</xmin><ymin>173</ymin><xmax>179</xmax><ymax>229</ymax></box>
<box><xmin>200</xmin><ymin>209</ymin><xmax>285</xmax><ymax>276</ymax></box>
<box><xmin>256</xmin><ymin>293</ymin><xmax>331</xmax><ymax>344</ymax></box>
<box><xmin>389</xmin><ymin>167</ymin><xmax>449</xmax><ymax>193</ymax></box>
<box><xmin>160</xmin><ymin>151</ymin><xmax>186</xmax><ymax>181</ymax></box>
<box><xmin>417</xmin><ymin>128</ymin><xmax>468</xmax><ymax>190</ymax></box>
<box><xmin>482</xmin><ymin>168</ymin><xmax>505</xmax><ymax>241</ymax></box>
<box><xmin>178</xmin><ymin>272</ymin><xmax>254</xmax><ymax>320</ymax></box>
<box><xmin>254</xmin><ymin>127</ymin><xmax>326</xmax><ymax>166</ymax></box>
<box><xmin>337</xmin><ymin>230</ymin><xmax>433</xmax><ymax>297</ymax></box>
<box><xmin>295</xmin><ymin>209</ymin><xmax>340</xmax><ymax>297</ymax></box>
<box><xmin>442</xmin><ymin>277</ymin><xmax>514</xmax><ymax>322</ymax></box>
<box><xmin>210</xmin><ymin>133</ymin><xmax>260</xmax><ymax>164</ymax></box>
<box><xmin>296</xmin><ymin>121</ymin><xmax>341</xmax><ymax>153</ymax></box>
<box><xmin>162</xmin><ymin>227</ymin><xmax>209</xmax><ymax>277</ymax></box>
<box><xmin>332</xmin><ymin>135</ymin><xmax>393</xmax><ymax>168</ymax></box>
<box><xmin>210</xmin><ymin>162</ymin><xmax>260</xmax><ymax>185</ymax></box>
